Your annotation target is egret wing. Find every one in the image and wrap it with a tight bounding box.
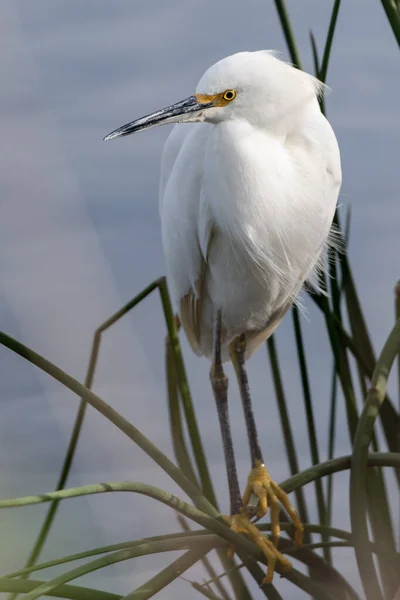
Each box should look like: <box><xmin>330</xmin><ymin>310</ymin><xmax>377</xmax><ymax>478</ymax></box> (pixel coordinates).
<box><xmin>160</xmin><ymin>123</ymin><xmax>214</xmax><ymax>355</ymax></box>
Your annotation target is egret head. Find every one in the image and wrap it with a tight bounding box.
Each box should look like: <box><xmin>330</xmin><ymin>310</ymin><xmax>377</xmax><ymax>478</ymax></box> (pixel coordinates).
<box><xmin>104</xmin><ymin>50</ymin><xmax>324</xmax><ymax>141</ymax></box>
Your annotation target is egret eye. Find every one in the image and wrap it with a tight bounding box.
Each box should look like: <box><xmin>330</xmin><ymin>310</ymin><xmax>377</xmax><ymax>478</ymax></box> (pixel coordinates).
<box><xmin>222</xmin><ymin>90</ymin><xmax>237</xmax><ymax>101</ymax></box>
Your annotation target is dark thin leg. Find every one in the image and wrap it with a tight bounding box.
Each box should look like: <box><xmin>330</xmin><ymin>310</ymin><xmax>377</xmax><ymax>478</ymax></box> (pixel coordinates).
<box><xmin>231</xmin><ymin>333</ymin><xmax>264</xmax><ymax>468</ymax></box>
<box><xmin>210</xmin><ymin>310</ymin><xmax>242</xmax><ymax>516</ymax></box>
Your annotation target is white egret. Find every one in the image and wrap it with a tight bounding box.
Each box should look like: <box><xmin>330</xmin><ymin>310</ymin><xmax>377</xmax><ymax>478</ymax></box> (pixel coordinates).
<box><xmin>104</xmin><ymin>50</ymin><xmax>342</xmax><ymax>583</ymax></box>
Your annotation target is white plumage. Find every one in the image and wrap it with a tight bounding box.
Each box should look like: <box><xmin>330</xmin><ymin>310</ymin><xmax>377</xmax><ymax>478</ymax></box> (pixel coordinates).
<box><xmin>158</xmin><ymin>51</ymin><xmax>341</xmax><ymax>360</ymax></box>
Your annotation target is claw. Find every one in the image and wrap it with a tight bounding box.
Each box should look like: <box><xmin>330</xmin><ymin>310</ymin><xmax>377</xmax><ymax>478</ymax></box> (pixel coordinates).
<box><xmin>228</xmin><ymin>510</ymin><xmax>292</xmax><ymax>584</ymax></box>
<box><xmin>243</xmin><ymin>461</ymin><xmax>304</xmax><ymax>548</ymax></box>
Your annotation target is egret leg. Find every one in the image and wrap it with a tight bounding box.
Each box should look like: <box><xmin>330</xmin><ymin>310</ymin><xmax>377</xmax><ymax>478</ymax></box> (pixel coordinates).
<box><xmin>211</xmin><ymin>317</ymin><xmax>292</xmax><ymax>584</ymax></box>
<box><xmin>230</xmin><ymin>334</ymin><xmax>263</xmax><ymax>468</ymax></box>
<box><xmin>210</xmin><ymin>310</ymin><xmax>242</xmax><ymax>515</ymax></box>
<box><xmin>230</xmin><ymin>334</ymin><xmax>303</xmax><ymax>548</ymax></box>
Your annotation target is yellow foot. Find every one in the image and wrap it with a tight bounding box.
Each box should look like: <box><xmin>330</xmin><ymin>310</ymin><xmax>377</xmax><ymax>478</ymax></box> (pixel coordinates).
<box><xmin>243</xmin><ymin>461</ymin><xmax>303</xmax><ymax>547</ymax></box>
<box><xmin>225</xmin><ymin>511</ymin><xmax>292</xmax><ymax>585</ymax></box>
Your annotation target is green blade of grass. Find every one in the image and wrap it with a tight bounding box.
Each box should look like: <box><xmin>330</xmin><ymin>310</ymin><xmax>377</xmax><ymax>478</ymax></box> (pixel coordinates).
<box><xmin>177</xmin><ymin>517</ymin><xmax>232</xmax><ymax>600</ymax></box>
<box><xmin>338</xmin><ymin>225</ymin><xmax>400</xmax><ymax>458</ymax></box>
<box><xmin>260</xmin><ymin>522</ymin><xmax>351</xmax><ymax>541</ymax></box>
<box><xmin>0</xmin><ymin>521</ymin><xmax>358</xmax><ymax>583</ymax></box>
<box><xmin>277</xmin><ymin>537</ymin><xmax>360</xmax><ymax>600</ymax></box>
<box><xmin>121</xmin><ymin>546</ymin><xmax>212</xmax><ymax>600</ymax></box>
<box><xmin>396</xmin><ymin>282</ymin><xmax>400</xmax><ymax>513</ymax></box>
<box><xmin>266</xmin><ymin>335</ymin><xmax>311</xmax><ymax>544</ymax></box>
<box><xmin>0</xmin><ymin>579</ymin><xmax>121</xmax><ymax>600</ymax></box>
<box><xmin>3</xmin><ymin>522</ymin><xmax>372</xmax><ymax>585</ymax></box>
<box><xmin>379</xmin><ymin>0</ymin><xmax>400</xmax><ymax>46</ymax></box>
<box><xmin>179</xmin><ymin>523</ymin><xmax>285</xmax><ymax>600</ymax></box>
<box><xmin>2</xmin><ymin>452</ymin><xmax>398</xmax><ymax>596</ymax></box>
<box><xmin>200</xmin><ymin>563</ymin><xmax>244</xmax><ymax>590</ymax></box>
<box><xmin>186</xmin><ymin>581</ymin><xmax>226</xmax><ymax>600</ymax></box>
<box><xmin>281</xmin><ymin>452</ymin><xmax>400</xmax><ymax>493</ymax></box>
<box><xmin>166</xmin><ymin>335</ymin><xmax>199</xmax><ymax>486</ymax></box>
<box><xmin>273</xmin><ymin>0</ymin><xmax>302</xmax><ymax>68</ymax></box>
<box><xmin>278</xmin><ymin>539</ymin><xmax>360</xmax><ymax>600</ymax></box>
<box><xmin>292</xmin><ymin>306</ymin><xmax>329</xmax><ymax>560</ymax></box>
<box><xmin>326</xmin><ymin>363</ymin><xmax>337</xmax><ymax>525</ymax></box>
<box><xmin>325</xmin><ymin>241</ymin><xmax>396</xmax><ymax>589</ymax></box>
<box><xmin>0</xmin><ymin>471</ymin><xmax>375</xmax><ymax>598</ymax></box>
<box><xmin>0</xmin><ymin>519</ymin><xmax>379</xmax><ymax>584</ymax></box>
<box><xmin>0</xmin><ymin>532</ymin><xmax>216</xmax><ymax>581</ymax></box>
<box><xmin>0</xmin><ymin>482</ymin><xmax>340</xmax><ymax>596</ymax></box>
<box><xmin>320</xmin><ymin>295</ymin><xmax>360</xmax><ymax>441</ymax></box>
<box><xmin>23</xmin><ymin>538</ymin><xmax>216</xmax><ymax>600</ymax></box>
<box><xmin>190</xmin><ymin>544</ymin><xmax>284</xmax><ymax>600</ymax></box>
<box><xmin>0</xmin><ymin>479</ymin><xmax>270</xmax><ymax>587</ymax></box>
<box><xmin>336</xmin><ymin>225</ymin><xmax>399</xmax><ymax>590</ymax></box>
<box><xmin>238</xmin><ymin>549</ymin><xmax>339</xmax><ymax>600</ymax></box>
<box><xmin>286</xmin><ymin>541</ymin><xmax>349</xmax><ymax>553</ymax></box>
<box><xmin>310</xmin><ymin>0</ymin><xmax>342</xmax><ymax>115</ymax></box>
<box><xmin>319</xmin><ymin>0</ymin><xmax>342</xmax><ymax>83</ymax></box>
<box><xmin>158</xmin><ymin>279</ymin><xmax>219</xmax><ymax>508</ymax></box>
<box><xmin>229</xmin><ymin>558</ymin><xmax>284</xmax><ymax>600</ymax></box>
<box><xmin>364</xmin><ymin>467</ymin><xmax>398</xmax><ymax>599</ymax></box>
<box><xmin>0</xmin><ymin>482</ymin><xmax>221</xmax><ymax>531</ymax></box>
<box><xmin>309</xmin><ymin>30</ymin><xmax>326</xmax><ymax>113</ymax></box>
<box><xmin>309</xmin><ymin>292</ymin><xmax>400</xmax><ymax>458</ymax></box>
<box><xmin>350</xmin><ymin>318</ymin><xmax>400</xmax><ymax>600</ymax></box>
<box><xmin>396</xmin><ymin>280</ymin><xmax>400</xmax><ymax>432</ymax></box>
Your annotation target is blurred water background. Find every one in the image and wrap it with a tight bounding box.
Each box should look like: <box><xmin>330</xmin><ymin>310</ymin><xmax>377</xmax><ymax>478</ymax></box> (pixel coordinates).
<box><xmin>0</xmin><ymin>1</ymin><xmax>399</xmax><ymax>597</ymax></box>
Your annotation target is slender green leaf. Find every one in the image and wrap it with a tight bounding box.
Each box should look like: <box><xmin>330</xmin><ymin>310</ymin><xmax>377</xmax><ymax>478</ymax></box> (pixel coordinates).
<box><xmin>396</xmin><ymin>280</ymin><xmax>400</xmax><ymax>420</ymax></box>
<box><xmin>281</xmin><ymin>452</ymin><xmax>400</xmax><ymax>493</ymax></box>
<box><xmin>186</xmin><ymin>580</ymin><xmax>226</xmax><ymax>600</ymax></box>
<box><xmin>177</xmin><ymin>516</ymin><xmax>232</xmax><ymax>600</ymax></box>
<box><xmin>277</xmin><ymin>538</ymin><xmax>360</xmax><ymax>600</ymax></box>
<box><xmin>23</xmin><ymin>539</ymin><xmax>215</xmax><ymax>600</ymax></box>
<box><xmin>166</xmin><ymin>336</ymin><xmax>199</xmax><ymax>486</ymax></box>
<box><xmin>0</xmin><ymin>532</ymin><xmax>214</xmax><ymax>581</ymax></box>
<box><xmin>0</xmin><ymin>579</ymin><xmax>121</xmax><ymax>600</ymax></box>
<box><xmin>158</xmin><ymin>279</ymin><xmax>218</xmax><ymax>507</ymax></box>
<box><xmin>121</xmin><ymin>546</ymin><xmax>212</xmax><ymax>600</ymax></box>
<box><xmin>326</xmin><ymin>363</ymin><xmax>337</xmax><ymax>527</ymax></box>
<box><xmin>338</xmin><ymin>225</ymin><xmax>400</xmax><ymax>459</ymax></box>
<box><xmin>364</xmin><ymin>468</ymin><xmax>398</xmax><ymax>599</ymax></box>
<box><xmin>267</xmin><ymin>335</ymin><xmax>311</xmax><ymax>544</ymax></box>
<box><xmin>292</xmin><ymin>306</ymin><xmax>329</xmax><ymax>560</ymax></box>
<box><xmin>319</xmin><ymin>0</ymin><xmax>342</xmax><ymax>83</ymax></box>
<box><xmin>273</xmin><ymin>0</ymin><xmax>302</xmax><ymax>68</ymax></box>
<box><xmin>379</xmin><ymin>0</ymin><xmax>400</xmax><ymax>46</ymax></box>
<box><xmin>325</xmin><ymin>228</ymin><xmax>396</xmax><ymax>589</ymax></box>
<box><xmin>350</xmin><ymin>318</ymin><xmax>400</xmax><ymax>600</ymax></box>
<box><xmin>309</xmin><ymin>30</ymin><xmax>326</xmax><ymax>113</ymax></box>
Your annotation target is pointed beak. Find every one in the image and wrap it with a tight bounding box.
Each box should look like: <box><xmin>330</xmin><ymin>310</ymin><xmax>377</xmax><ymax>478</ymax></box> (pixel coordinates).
<box><xmin>104</xmin><ymin>95</ymin><xmax>214</xmax><ymax>141</ymax></box>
